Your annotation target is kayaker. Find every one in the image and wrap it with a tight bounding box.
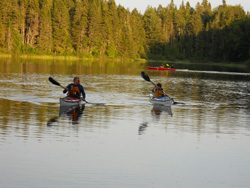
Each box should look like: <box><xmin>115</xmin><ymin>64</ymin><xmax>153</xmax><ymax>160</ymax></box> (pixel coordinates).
<box><xmin>160</xmin><ymin>64</ymin><xmax>165</xmax><ymax>68</ymax></box>
<box><xmin>63</xmin><ymin>77</ymin><xmax>86</xmax><ymax>101</ymax></box>
<box><xmin>171</xmin><ymin>64</ymin><xmax>174</xmax><ymax>68</ymax></box>
<box><xmin>152</xmin><ymin>83</ymin><xmax>168</xmax><ymax>98</ymax></box>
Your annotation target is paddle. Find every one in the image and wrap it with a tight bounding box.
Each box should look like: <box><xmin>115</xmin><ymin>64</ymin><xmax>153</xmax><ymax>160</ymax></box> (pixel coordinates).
<box><xmin>141</xmin><ymin>72</ymin><xmax>184</xmax><ymax>105</ymax></box>
<box><xmin>49</xmin><ymin>77</ymin><xmax>67</xmax><ymax>90</ymax></box>
<box><xmin>48</xmin><ymin>77</ymin><xmax>105</xmax><ymax>105</ymax></box>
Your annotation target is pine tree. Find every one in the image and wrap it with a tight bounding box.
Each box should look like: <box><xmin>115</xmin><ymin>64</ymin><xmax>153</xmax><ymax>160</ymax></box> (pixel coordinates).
<box><xmin>71</xmin><ymin>0</ymin><xmax>88</xmax><ymax>54</ymax></box>
<box><xmin>25</xmin><ymin>0</ymin><xmax>39</xmax><ymax>47</ymax></box>
<box><xmin>223</xmin><ymin>0</ymin><xmax>227</xmax><ymax>7</ymax></box>
<box><xmin>144</xmin><ymin>6</ymin><xmax>162</xmax><ymax>58</ymax></box>
<box><xmin>101</xmin><ymin>0</ymin><xmax>113</xmax><ymax>56</ymax></box>
<box><xmin>131</xmin><ymin>8</ymin><xmax>147</xmax><ymax>58</ymax></box>
<box><xmin>87</xmin><ymin>0</ymin><xmax>103</xmax><ymax>56</ymax></box>
<box><xmin>107</xmin><ymin>0</ymin><xmax>119</xmax><ymax>48</ymax></box>
<box><xmin>36</xmin><ymin>0</ymin><xmax>53</xmax><ymax>53</ymax></box>
<box><xmin>117</xmin><ymin>5</ymin><xmax>134</xmax><ymax>57</ymax></box>
<box><xmin>52</xmin><ymin>0</ymin><xmax>72</xmax><ymax>54</ymax></box>
<box><xmin>0</xmin><ymin>11</ymin><xmax>6</xmax><ymax>48</ymax></box>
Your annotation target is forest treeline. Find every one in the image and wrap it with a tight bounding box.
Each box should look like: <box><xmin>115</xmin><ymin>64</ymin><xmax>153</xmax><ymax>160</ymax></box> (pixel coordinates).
<box><xmin>0</xmin><ymin>0</ymin><xmax>249</xmax><ymax>62</ymax></box>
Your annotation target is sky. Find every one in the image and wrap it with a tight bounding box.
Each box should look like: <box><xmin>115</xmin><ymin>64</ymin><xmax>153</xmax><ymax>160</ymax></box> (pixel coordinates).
<box><xmin>114</xmin><ymin>0</ymin><xmax>250</xmax><ymax>13</ymax></box>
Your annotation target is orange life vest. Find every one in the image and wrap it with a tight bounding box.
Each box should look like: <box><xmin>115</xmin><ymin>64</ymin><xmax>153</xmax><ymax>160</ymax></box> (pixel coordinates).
<box><xmin>153</xmin><ymin>89</ymin><xmax>164</xmax><ymax>98</ymax></box>
<box><xmin>68</xmin><ymin>85</ymin><xmax>81</xmax><ymax>97</ymax></box>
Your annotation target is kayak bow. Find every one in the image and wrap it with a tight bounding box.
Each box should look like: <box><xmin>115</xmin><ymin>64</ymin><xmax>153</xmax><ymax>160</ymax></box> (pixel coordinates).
<box><xmin>60</xmin><ymin>97</ymin><xmax>83</xmax><ymax>106</ymax></box>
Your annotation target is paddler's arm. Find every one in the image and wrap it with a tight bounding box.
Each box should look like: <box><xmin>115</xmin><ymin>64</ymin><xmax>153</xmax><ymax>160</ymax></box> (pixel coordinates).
<box><xmin>152</xmin><ymin>86</ymin><xmax>156</xmax><ymax>92</ymax></box>
<box><xmin>63</xmin><ymin>85</ymin><xmax>70</xmax><ymax>93</ymax></box>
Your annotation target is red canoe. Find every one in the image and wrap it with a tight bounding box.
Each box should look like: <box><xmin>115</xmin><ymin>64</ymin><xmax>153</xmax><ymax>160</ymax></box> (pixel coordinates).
<box><xmin>147</xmin><ymin>66</ymin><xmax>176</xmax><ymax>71</ymax></box>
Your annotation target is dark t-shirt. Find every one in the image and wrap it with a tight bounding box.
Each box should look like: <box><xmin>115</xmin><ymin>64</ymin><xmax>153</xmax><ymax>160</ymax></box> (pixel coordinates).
<box><xmin>66</xmin><ymin>84</ymin><xmax>85</xmax><ymax>98</ymax></box>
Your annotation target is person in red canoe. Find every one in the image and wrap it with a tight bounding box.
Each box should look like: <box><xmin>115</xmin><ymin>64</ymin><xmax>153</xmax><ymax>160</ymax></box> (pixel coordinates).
<box><xmin>63</xmin><ymin>77</ymin><xmax>86</xmax><ymax>101</ymax></box>
<box><xmin>152</xmin><ymin>83</ymin><xmax>169</xmax><ymax>98</ymax></box>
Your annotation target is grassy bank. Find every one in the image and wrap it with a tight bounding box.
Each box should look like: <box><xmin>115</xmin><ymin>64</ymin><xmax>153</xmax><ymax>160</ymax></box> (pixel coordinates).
<box><xmin>0</xmin><ymin>53</ymin><xmax>249</xmax><ymax>69</ymax></box>
<box><xmin>0</xmin><ymin>53</ymin><xmax>147</xmax><ymax>63</ymax></box>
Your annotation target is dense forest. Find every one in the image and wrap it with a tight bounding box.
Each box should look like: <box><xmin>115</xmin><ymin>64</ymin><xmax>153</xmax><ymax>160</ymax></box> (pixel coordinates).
<box><xmin>0</xmin><ymin>0</ymin><xmax>249</xmax><ymax>62</ymax></box>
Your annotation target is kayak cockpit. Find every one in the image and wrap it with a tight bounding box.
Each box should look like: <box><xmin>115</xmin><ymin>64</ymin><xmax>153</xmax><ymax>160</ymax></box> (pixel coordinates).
<box><xmin>60</xmin><ymin>97</ymin><xmax>82</xmax><ymax>106</ymax></box>
<box><xmin>149</xmin><ymin>94</ymin><xmax>173</xmax><ymax>106</ymax></box>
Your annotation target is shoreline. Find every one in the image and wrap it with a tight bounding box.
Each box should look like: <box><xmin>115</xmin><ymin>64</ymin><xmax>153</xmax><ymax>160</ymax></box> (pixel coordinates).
<box><xmin>0</xmin><ymin>53</ymin><xmax>249</xmax><ymax>68</ymax></box>
<box><xmin>145</xmin><ymin>59</ymin><xmax>250</xmax><ymax>68</ymax></box>
<box><xmin>0</xmin><ymin>53</ymin><xmax>147</xmax><ymax>63</ymax></box>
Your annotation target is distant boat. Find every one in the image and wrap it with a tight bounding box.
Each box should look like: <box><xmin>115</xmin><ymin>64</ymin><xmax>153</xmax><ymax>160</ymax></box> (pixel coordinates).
<box><xmin>147</xmin><ymin>66</ymin><xmax>176</xmax><ymax>71</ymax></box>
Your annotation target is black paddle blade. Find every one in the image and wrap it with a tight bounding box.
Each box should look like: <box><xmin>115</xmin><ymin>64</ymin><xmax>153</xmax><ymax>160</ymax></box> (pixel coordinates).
<box><xmin>49</xmin><ymin>77</ymin><xmax>61</xmax><ymax>86</ymax></box>
<box><xmin>141</xmin><ymin>71</ymin><xmax>150</xmax><ymax>82</ymax></box>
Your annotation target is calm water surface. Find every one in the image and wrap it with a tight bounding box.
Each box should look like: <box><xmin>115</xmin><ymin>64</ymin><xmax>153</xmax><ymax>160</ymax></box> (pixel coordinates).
<box><xmin>0</xmin><ymin>58</ymin><xmax>250</xmax><ymax>188</ymax></box>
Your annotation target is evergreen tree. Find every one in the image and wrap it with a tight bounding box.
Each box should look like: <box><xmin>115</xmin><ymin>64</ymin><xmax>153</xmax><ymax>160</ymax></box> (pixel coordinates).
<box><xmin>52</xmin><ymin>0</ymin><xmax>72</xmax><ymax>54</ymax></box>
<box><xmin>71</xmin><ymin>0</ymin><xmax>88</xmax><ymax>54</ymax></box>
<box><xmin>101</xmin><ymin>0</ymin><xmax>113</xmax><ymax>56</ymax></box>
<box><xmin>117</xmin><ymin>5</ymin><xmax>134</xmax><ymax>57</ymax></box>
<box><xmin>36</xmin><ymin>0</ymin><xmax>53</xmax><ymax>53</ymax></box>
<box><xmin>87</xmin><ymin>0</ymin><xmax>103</xmax><ymax>56</ymax></box>
<box><xmin>144</xmin><ymin>6</ymin><xmax>162</xmax><ymax>58</ymax></box>
<box><xmin>25</xmin><ymin>0</ymin><xmax>39</xmax><ymax>46</ymax></box>
<box><xmin>0</xmin><ymin>11</ymin><xmax>6</xmax><ymax>48</ymax></box>
<box><xmin>131</xmin><ymin>8</ymin><xmax>147</xmax><ymax>58</ymax></box>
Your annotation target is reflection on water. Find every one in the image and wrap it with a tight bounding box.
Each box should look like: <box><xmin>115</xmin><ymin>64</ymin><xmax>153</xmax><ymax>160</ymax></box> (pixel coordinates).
<box><xmin>151</xmin><ymin>104</ymin><xmax>173</xmax><ymax>117</ymax></box>
<box><xmin>47</xmin><ymin>105</ymin><xmax>85</xmax><ymax>126</ymax></box>
<box><xmin>138</xmin><ymin>122</ymin><xmax>148</xmax><ymax>135</ymax></box>
<box><xmin>0</xmin><ymin>58</ymin><xmax>250</xmax><ymax>188</ymax></box>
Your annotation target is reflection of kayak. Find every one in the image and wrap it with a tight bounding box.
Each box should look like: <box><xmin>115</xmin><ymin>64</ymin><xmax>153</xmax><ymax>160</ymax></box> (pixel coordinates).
<box><xmin>47</xmin><ymin>104</ymin><xmax>85</xmax><ymax>126</ymax></box>
<box><xmin>152</xmin><ymin>104</ymin><xmax>172</xmax><ymax>116</ymax></box>
<box><xmin>149</xmin><ymin>94</ymin><xmax>173</xmax><ymax>106</ymax></box>
<box><xmin>59</xmin><ymin>105</ymin><xmax>75</xmax><ymax>116</ymax></box>
<box><xmin>59</xmin><ymin>105</ymin><xmax>85</xmax><ymax>120</ymax></box>
<box><xmin>147</xmin><ymin>66</ymin><xmax>176</xmax><ymax>71</ymax></box>
<box><xmin>60</xmin><ymin>97</ymin><xmax>82</xmax><ymax>106</ymax></box>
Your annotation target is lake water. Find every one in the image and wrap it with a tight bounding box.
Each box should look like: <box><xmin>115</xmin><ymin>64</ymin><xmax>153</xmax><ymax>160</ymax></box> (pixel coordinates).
<box><xmin>0</xmin><ymin>58</ymin><xmax>250</xmax><ymax>188</ymax></box>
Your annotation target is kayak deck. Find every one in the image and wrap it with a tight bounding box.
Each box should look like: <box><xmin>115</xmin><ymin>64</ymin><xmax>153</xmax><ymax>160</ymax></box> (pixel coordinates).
<box><xmin>60</xmin><ymin>97</ymin><xmax>82</xmax><ymax>106</ymax></box>
<box><xmin>149</xmin><ymin>94</ymin><xmax>173</xmax><ymax>106</ymax></box>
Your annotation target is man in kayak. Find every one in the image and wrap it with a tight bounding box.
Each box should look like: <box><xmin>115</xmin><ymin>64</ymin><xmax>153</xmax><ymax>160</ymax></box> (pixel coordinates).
<box><xmin>63</xmin><ymin>77</ymin><xmax>86</xmax><ymax>101</ymax></box>
<box><xmin>152</xmin><ymin>83</ymin><xmax>169</xmax><ymax>98</ymax></box>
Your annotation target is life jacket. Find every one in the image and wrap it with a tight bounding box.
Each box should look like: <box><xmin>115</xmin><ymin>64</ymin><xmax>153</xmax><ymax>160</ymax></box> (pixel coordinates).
<box><xmin>68</xmin><ymin>85</ymin><xmax>81</xmax><ymax>97</ymax></box>
<box><xmin>153</xmin><ymin>89</ymin><xmax>164</xmax><ymax>98</ymax></box>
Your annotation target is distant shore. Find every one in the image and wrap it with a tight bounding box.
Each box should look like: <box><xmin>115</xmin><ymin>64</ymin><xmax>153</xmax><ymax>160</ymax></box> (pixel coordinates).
<box><xmin>0</xmin><ymin>53</ymin><xmax>148</xmax><ymax>63</ymax></box>
<box><xmin>0</xmin><ymin>53</ymin><xmax>249</xmax><ymax>69</ymax></box>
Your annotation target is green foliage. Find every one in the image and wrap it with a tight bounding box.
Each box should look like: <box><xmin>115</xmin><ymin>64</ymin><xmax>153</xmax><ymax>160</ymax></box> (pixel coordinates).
<box><xmin>106</xmin><ymin>39</ymin><xmax>116</xmax><ymax>58</ymax></box>
<box><xmin>37</xmin><ymin>0</ymin><xmax>53</xmax><ymax>53</ymax></box>
<box><xmin>71</xmin><ymin>0</ymin><xmax>88</xmax><ymax>54</ymax></box>
<box><xmin>10</xmin><ymin>24</ymin><xmax>23</xmax><ymax>55</ymax></box>
<box><xmin>0</xmin><ymin>0</ymin><xmax>249</xmax><ymax>63</ymax></box>
<box><xmin>52</xmin><ymin>0</ymin><xmax>72</xmax><ymax>54</ymax></box>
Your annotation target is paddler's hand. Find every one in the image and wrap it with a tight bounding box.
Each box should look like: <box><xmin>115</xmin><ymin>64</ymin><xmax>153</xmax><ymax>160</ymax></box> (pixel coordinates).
<box><xmin>82</xmin><ymin>98</ymin><xmax>86</xmax><ymax>102</ymax></box>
